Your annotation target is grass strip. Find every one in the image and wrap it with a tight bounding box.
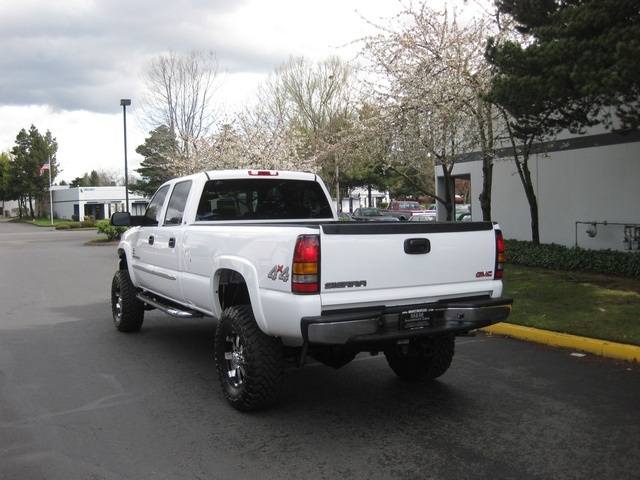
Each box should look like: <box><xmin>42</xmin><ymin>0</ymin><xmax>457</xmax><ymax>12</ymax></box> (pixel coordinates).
<box><xmin>502</xmin><ymin>264</ymin><xmax>640</xmax><ymax>346</ymax></box>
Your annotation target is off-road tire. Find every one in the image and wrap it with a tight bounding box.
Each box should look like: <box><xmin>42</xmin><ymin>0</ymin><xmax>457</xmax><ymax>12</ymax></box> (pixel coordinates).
<box><xmin>214</xmin><ymin>305</ymin><xmax>284</xmax><ymax>411</ymax></box>
<box><xmin>384</xmin><ymin>335</ymin><xmax>455</xmax><ymax>381</ymax></box>
<box><xmin>111</xmin><ymin>270</ymin><xmax>145</xmax><ymax>332</ymax></box>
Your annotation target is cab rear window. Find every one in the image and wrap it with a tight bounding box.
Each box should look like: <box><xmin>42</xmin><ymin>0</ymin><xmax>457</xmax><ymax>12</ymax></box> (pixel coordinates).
<box><xmin>196</xmin><ymin>178</ymin><xmax>333</xmax><ymax>220</ymax></box>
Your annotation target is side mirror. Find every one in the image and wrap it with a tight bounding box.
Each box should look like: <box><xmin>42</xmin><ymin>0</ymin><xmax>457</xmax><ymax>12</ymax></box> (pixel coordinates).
<box><xmin>111</xmin><ymin>212</ymin><xmax>158</xmax><ymax>226</ymax></box>
<box><xmin>110</xmin><ymin>212</ymin><xmax>131</xmax><ymax>226</ymax></box>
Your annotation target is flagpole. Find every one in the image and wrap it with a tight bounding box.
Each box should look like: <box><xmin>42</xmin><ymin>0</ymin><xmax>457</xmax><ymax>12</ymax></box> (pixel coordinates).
<box><xmin>48</xmin><ymin>157</ymin><xmax>53</xmax><ymax>225</ymax></box>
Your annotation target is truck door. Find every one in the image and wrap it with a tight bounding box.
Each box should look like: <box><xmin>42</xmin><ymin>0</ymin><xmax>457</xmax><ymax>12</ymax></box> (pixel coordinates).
<box><xmin>129</xmin><ymin>184</ymin><xmax>170</xmax><ymax>290</ymax></box>
<box><xmin>150</xmin><ymin>180</ymin><xmax>192</xmax><ymax>302</ymax></box>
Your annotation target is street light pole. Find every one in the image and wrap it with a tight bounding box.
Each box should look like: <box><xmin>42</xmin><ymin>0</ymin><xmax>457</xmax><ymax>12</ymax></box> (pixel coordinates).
<box><xmin>120</xmin><ymin>99</ymin><xmax>131</xmax><ymax>213</ymax></box>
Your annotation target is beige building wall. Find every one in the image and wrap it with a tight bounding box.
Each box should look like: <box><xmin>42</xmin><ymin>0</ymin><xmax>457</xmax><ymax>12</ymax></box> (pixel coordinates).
<box><xmin>437</xmin><ymin>130</ymin><xmax>640</xmax><ymax>251</ymax></box>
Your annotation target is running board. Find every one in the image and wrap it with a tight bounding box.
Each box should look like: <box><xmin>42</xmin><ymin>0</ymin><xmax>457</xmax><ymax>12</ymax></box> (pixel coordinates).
<box><xmin>137</xmin><ymin>293</ymin><xmax>203</xmax><ymax>318</ymax></box>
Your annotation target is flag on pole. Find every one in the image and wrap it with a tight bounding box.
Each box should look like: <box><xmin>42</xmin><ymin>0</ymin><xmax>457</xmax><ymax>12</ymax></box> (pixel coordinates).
<box><xmin>39</xmin><ymin>159</ymin><xmax>50</xmax><ymax>176</ymax></box>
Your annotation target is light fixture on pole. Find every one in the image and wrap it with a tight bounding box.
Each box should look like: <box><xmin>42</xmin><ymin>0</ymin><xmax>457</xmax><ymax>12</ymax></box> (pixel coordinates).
<box><xmin>120</xmin><ymin>99</ymin><xmax>131</xmax><ymax>212</ymax></box>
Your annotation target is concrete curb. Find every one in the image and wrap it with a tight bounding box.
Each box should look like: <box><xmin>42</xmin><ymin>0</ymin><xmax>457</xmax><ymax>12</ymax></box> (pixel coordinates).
<box><xmin>481</xmin><ymin>323</ymin><xmax>640</xmax><ymax>363</ymax></box>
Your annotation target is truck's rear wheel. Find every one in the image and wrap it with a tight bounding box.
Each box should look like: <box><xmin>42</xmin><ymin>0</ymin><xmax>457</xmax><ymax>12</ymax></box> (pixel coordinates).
<box><xmin>384</xmin><ymin>335</ymin><xmax>455</xmax><ymax>381</ymax></box>
<box><xmin>111</xmin><ymin>270</ymin><xmax>144</xmax><ymax>332</ymax></box>
<box><xmin>214</xmin><ymin>305</ymin><xmax>284</xmax><ymax>411</ymax></box>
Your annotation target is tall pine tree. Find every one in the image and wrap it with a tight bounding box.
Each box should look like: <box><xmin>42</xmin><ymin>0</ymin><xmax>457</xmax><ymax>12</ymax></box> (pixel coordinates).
<box><xmin>486</xmin><ymin>0</ymin><xmax>640</xmax><ymax>133</ymax></box>
<box><xmin>130</xmin><ymin>125</ymin><xmax>178</xmax><ymax>197</ymax></box>
<box><xmin>10</xmin><ymin>125</ymin><xmax>58</xmax><ymax>217</ymax></box>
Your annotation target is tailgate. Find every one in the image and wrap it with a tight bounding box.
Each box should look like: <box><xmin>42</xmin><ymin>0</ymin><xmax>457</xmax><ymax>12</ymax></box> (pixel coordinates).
<box><xmin>319</xmin><ymin>222</ymin><xmax>500</xmax><ymax>310</ymax></box>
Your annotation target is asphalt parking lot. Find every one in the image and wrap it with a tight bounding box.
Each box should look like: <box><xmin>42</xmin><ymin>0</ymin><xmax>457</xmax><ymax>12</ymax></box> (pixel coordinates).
<box><xmin>1</xmin><ymin>220</ymin><xmax>639</xmax><ymax>479</ymax></box>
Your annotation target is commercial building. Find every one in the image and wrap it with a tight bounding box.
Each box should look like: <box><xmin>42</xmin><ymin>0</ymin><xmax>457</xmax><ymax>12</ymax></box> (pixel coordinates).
<box><xmin>49</xmin><ymin>186</ymin><xmax>148</xmax><ymax>220</ymax></box>
<box><xmin>436</xmin><ymin>127</ymin><xmax>640</xmax><ymax>252</ymax></box>
<box><xmin>2</xmin><ymin>186</ymin><xmax>148</xmax><ymax>220</ymax></box>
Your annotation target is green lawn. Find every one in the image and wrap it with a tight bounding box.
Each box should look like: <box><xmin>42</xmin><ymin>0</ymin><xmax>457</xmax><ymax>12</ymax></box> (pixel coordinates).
<box><xmin>9</xmin><ymin>217</ymin><xmax>73</xmax><ymax>226</ymax></box>
<box><xmin>10</xmin><ymin>217</ymin><xmax>97</xmax><ymax>228</ymax></box>
<box><xmin>502</xmin><ymin>264</ymin><xmax>640</xmax><ymax>346</ymax></box>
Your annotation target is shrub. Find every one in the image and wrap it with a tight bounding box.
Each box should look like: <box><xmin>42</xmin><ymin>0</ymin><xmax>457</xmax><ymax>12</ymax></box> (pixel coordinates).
<box><xmin>96</xmin><ymin>219</ymin><xmax>128</xmax><ymax>240</ymax></box>
<box><xmin>80</xmin><ymin>220</ymin><xmax>97</xmax><ymax>228</ymax></box>
<box><xmin>505</xmin><ymin>239</ymin><xmax>640</xmax><ymax>278</ymax></box>
<box><xmin>54</xmin><ymin>222</ymin><xmax>81</xmax><ymax>229</ymax></box>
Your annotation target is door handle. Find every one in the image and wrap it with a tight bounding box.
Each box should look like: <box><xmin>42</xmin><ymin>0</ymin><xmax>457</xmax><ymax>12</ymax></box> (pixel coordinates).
<box><xmin>168</xmin><ymin>237</ymin><xmax>176</xmax><ymax>248</ymax></box>
<box><xmin>148</xmin><ymin>235</ymin><xmax>155</xmax><ymax>245</ymax></box>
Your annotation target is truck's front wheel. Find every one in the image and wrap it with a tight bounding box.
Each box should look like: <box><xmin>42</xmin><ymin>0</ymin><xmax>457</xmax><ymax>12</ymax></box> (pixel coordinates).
<box><xmin>214</xmin><ymin>305</ymin><xmax>284</xmax><ymax>411</ymax></box>
<box><xmin>111</xmin><ymin>270</ymin><xmax>144</xmax><ymax>332</ymax></box>
<box><xmin>384</xmin><ymin>335</ymin><xmax>455</xmax><ymax>381</ymax></box>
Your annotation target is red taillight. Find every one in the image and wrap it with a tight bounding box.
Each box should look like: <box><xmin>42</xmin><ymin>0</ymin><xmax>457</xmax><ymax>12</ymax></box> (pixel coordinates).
<box><xmin>248</xmin><ymin>170</ymin><xmax>279</xmax><ymax>176</ymax></box>
<box><xmin>292</xmin><ymin>235</ymin><xmax>320</xmax><ymax>294</ymax></box>
<box><xmin>495</xmin><ymin>229</ymin><xmax>505</xmax><ymax>279</ymax></box>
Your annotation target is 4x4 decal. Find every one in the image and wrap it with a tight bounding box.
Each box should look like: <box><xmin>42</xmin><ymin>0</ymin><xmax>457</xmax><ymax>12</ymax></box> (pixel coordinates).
<box><xmin>267</xmin><ymin>265</ymin><xmax>290</xmax><ymax>283</ymax></box>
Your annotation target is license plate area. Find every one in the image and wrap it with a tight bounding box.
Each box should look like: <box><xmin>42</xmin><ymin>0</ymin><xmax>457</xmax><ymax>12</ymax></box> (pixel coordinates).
<box><xmin>399</xmin><ymin>308</ymin><xmax>435</xmax><ymax>330</ymax></box>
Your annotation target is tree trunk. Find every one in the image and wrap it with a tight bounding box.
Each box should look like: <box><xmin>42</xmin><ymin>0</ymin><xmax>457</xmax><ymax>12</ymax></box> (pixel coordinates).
<box><xmin>514</xmin><ymin>153</ymin><xmax>540</xmax><ymax>244</ymax></box>
<box><xmin>521</xmin><ymin>161</ymin><xmax>540</xmax><ymax>244</ymax></box>
<box><xmin>505</xmin><ymin>120</ymin><xmax>541</xmax><ymax>244</ymax></box>
<box><xmin>480</xmin><ymin>152</ymin><xmax>493</xmax><ymax>221</ymax></box>
<box><xmin>477</xmin><ymin>100</ymin><xmax>494</xmax><ymax>222</ymax></box>
<box><xmin>28</xmin><ymin>195</ymin><xmax>35</xmax><ymax>218</ymax></box>
<box><xmin>441</xmin><ymin>163</ymin><xmax>455</xmax><ymax>221</ymax></box>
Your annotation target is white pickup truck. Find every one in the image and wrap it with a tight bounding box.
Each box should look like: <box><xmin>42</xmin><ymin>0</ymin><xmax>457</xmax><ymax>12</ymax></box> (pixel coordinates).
<box><xmin>110</xmin><ymin>169</ymin><xmax>512</xmax><ymax>411</ymax></box>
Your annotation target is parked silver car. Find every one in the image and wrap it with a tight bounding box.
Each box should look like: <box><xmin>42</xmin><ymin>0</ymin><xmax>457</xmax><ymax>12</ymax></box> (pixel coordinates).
<box><xmin>409</xmin><ymin>213</ymin><xmax>436</xmax><ymax>222</ymax></box>
<box><xmin>352</xmin><ymin>208</ymin><xmax>400</xmax><ymax>222</ymax></box>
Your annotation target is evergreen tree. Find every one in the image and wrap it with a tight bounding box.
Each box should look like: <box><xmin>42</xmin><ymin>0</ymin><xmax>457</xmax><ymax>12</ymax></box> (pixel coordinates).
<box><xmin>486</xmin><ymin>0</ymin><xmax>640</xmax><ymax>133</ymax></box>
<box><xmin>10</xmin><ymin>125</ymin><xmax>58</xmax><ymax>217</ymax></box>
<box><xmin>130</xmin><ymin>125</ymin><xmax>178</xmax><ymax>197</ymax></box>
<box><xmin>89</xmin><ymin>170</ymin><xmax>101</xmax><ymax>186</ymax></box>
<box><xmin>70</xmin><ymin>173</ymin><xmax>91</xmax><ymax>187</ymax></box>
<box><xmin>0</xmin><ymin>152</ymin><xmax>12</xmax><ymax>215</ymax></box>
<box><xmin>485</xmin><ymin>0</ymin><xmax>639</xmax><ymax>243</ymax></box>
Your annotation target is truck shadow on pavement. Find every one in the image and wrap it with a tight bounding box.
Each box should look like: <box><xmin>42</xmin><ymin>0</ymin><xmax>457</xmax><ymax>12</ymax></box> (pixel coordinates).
<box><xmin>44</xmin><ymin>303</ymin><xmax>480</xmax><ymax>418</ymax></box>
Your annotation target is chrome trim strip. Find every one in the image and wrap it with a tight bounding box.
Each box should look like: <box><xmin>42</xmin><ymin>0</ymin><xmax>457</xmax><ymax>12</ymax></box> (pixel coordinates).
<box><xmin>133</xmin><ymin>264</ymin><xmax>177</xmax><ymax>281</ymax></box>
<box><xmin>133</xmin><ymin>264</ymin><xmax>153</xmax><ymax>275</ymax></box>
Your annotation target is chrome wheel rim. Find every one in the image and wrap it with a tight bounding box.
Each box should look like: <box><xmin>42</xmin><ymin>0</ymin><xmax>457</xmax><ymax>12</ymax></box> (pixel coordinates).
<box><xmin>114</xmin><ymin>286</ymin><xmax>123</xmax><ymax>320</ymax></box>
<box><xmin>224</xmin><ymin>332</ymin><xmax>245</xmax><ymax>388</ymax></box>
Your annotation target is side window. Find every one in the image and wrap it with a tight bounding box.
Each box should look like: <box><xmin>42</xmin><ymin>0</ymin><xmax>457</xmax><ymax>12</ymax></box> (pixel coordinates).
<box><xmin>144</xmin><ymin>185</ymin><xmax>170</xmax><ymax>224</ymax></box>
<box><xmin>164</xmin><ymin>180</ymin><xmax>192</xmax><ymax>225</ymax></box>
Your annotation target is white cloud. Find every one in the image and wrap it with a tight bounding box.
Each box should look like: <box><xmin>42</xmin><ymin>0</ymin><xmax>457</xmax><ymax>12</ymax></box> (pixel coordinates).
<box><xmin>0</xmin><ymin>0</ymin><xmax>460</xmax><ymax>184</ymax></box>
<box><xmin>0</xmin><ymin>105</ymin><xmax>147</xmax><ymax>182</ymax></box>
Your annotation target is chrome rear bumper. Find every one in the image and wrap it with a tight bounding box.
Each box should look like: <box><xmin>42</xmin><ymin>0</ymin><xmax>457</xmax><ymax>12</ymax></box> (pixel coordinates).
<box><xmin>301</xmin><ymin>297</ymin><xmax>513</xmax><ymax>345</ymax></box>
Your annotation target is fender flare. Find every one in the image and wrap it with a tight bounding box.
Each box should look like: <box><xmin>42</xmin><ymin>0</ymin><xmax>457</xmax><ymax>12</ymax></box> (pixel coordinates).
<box><xmin>117</xmin><ymin>243</ymin><xmax>139</xmax><ymax>285</ymax></box>
<box><xmin>213</xmin><ymin>256</ymin><xmax>271</xmax><ymax>336</ymax></box>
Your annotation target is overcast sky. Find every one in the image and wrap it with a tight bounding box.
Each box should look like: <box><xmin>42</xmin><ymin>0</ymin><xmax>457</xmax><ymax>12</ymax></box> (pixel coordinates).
<box><xmin>0</xmin><ymin>0</ymin><xmax>456</xmax><ymax>183</ymax></box>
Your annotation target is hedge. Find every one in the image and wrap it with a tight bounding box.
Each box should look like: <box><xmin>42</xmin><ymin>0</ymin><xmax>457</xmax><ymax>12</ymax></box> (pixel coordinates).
<box><xmin>55</xmin><ymin>222</ymin><xmax>82</xmax><ymax>229</ymax></box>
<box><xmin>505</xmin><ymin>239</ymin><xmax>640</xmax><ymax>278</ymax></box>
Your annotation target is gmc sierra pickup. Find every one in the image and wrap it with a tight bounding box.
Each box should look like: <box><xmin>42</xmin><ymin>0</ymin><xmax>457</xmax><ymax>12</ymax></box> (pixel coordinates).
<box><xmin>110</xmin><ymin>169</ymin><xmax>512</xmax><ymax>411</ymax></box>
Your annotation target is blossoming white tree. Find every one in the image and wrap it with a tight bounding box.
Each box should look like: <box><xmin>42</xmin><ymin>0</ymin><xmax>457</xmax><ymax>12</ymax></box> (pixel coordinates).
<box><xmin>359</xmin><ymin>1</ymin><xmax>505</xmax><ymax>219</ymax></box>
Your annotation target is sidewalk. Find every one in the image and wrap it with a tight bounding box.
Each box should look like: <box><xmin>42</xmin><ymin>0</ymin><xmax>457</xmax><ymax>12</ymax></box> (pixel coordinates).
<box><xmin>482</xmin><ymin>323</ymin><xmax>640</xmax><ymax>363</ymax></box>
